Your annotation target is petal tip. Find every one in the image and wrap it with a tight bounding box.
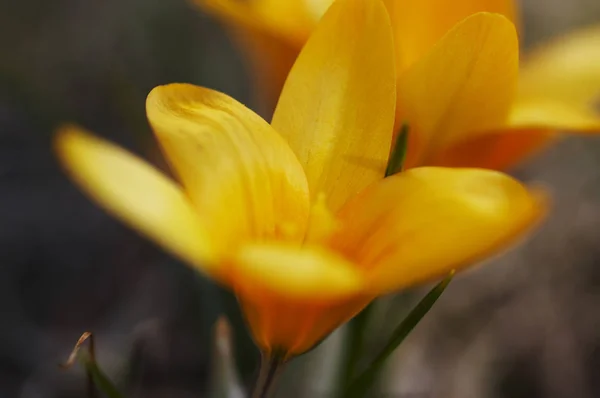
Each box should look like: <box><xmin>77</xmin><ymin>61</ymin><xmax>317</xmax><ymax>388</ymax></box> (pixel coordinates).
<box><xmin>54</xmin><ymin>124</ymin><xmax>100</xmax><ymax>170</ymax></box>
<box><xmin>146</xmin><ymin>83</ymin><xmax>195</xmax><ymax>111</ymax></box>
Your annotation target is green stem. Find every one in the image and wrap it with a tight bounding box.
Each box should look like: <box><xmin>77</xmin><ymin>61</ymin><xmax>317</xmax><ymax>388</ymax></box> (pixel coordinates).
<box><xmin>86</xmin><ymin>333</ymin><xmax>97</xmax><ymax>398</ymax></box>
<box><xmin>343</xmin><ymin>274</ymin><xmax>453</xmax><ymax>398</ymax></box>
<box><xmin>385</xmin><ymin>124</ymin><xmax>409</xmax><ymax>177</ymax></box>
<box><xmin>251</xmin><ymin>353</ymin><xmax>285</xmax><ymax>398</ymax></box>
<box><xmin>339</xmin><ymin>303</ymin><xmax>373</xmax><ymax>390</ymax></box>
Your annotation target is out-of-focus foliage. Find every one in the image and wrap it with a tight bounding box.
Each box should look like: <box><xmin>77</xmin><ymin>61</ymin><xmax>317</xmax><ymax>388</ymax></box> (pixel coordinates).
<box><xmin>0</xmin><ymin>1</ymin><xmax>258</xmax><ymax>396</ymax></box>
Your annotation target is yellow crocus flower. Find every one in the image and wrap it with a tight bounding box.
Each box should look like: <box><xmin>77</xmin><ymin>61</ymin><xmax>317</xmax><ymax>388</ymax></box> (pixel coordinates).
<box><xmin>55</xmin><ymin>0</ymin><xmax>544</xmax><ymax>358</ymax></box>
<box><xmin>195</xmin><ymin>0</ymin><xmax>600</xmax><ymax>170</ymax></box>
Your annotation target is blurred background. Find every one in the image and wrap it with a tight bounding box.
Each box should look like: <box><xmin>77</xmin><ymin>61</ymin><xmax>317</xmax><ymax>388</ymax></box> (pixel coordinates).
<box><xmin>1</xmin><ymin>0</ymin><xmax>600</xmax><ymax>397</ymax></box>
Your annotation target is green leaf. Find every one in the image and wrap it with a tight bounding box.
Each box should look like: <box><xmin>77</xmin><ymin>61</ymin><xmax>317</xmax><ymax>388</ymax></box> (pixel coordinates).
<box><xmin>344</xmin><ymin>272</ymin><xmax>454</xmax><ymax>398</ymax></box>
<box><xmin>60</xmin><ymin>332</ymin><xmax>126</xmax><ymax>398</ymax></box>
<box><xmin>385</xmin><ymin>124</ymin><xmax>409</xmax><ymax>177</ymax></box>
<box><xmin>210</xmin><ymin>317</ymin><xmax>247</xmax><ymax>398</ymax></box>
<box><xmin>80</xmin><ymin>353</ymin><xmax>126</xmax><ymax>398</ymax></box>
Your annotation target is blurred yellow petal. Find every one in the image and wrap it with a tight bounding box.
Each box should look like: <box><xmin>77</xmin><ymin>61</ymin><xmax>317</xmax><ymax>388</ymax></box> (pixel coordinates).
<box><xmin>193</xmin><ymin>0</ymin><xmax>303</xmax><ymax>106</ymax></box>
<box><xmin>397</xmin><ymin>12</ymin><xmax>519</xmax><ymax>165</ymax></box>
<box><xmin>330</xmin><ymin>167</ymin><xmax>546</xmax><ymax>293</ymax></box>
<box><xmin>195</xmin><ymin>0</ymin><xmax>319</xmax><ymax>42</ymax></box>
<box><xmin>231</xmin><ymin>243</ymin><xmax>364</xmax><ymax>300</ymax></box>
<box><xmin>304</xmin><ymin>193</ymin><xmax>341</xmax><ymax>244</ymax></box>
<box><xmin>146</xmin><ymin>84</ymin><xmax>310</xmax><ymax>254</ymax></box>
<box><xmin>384</xmin><ymin>0</ymin><xmax>517</xmax><ymax>71</ymax></box>
<box><xmin>251</xmin><ymin>0</ymin><xmax>320</xmax><ymax>39</ymax></box>
<box><xmin>509</xmin><ymin>98</ymin><xmax>600</xmax><ymax>132</ymax></box>
<box><xmin>194</xmin><ymin>0</ymin><xmax>263</xmax><ymax>33</ymax></box>
<box><xmin>271</xmin><ymin>0</ymin><xmax>396</xmax><ymax>212</ymax></box>
<box><xmin>428</xmin><ymin>128</ymin><xmax>556</xmax><ymax>170</ymax></box>
<box><xmin>54</xmin><ymin>125</ymin><xmax>218</xmax><ymax>275</ymax></box>
<box><xmin>519</xmin><ymin>24</ymin><xmax>600</xmax><ymax>107</ymax></box>
<box><xmin>230</xmin><ymin>242</ymin><xmax>369</xmax><ymax>356</ymax></box>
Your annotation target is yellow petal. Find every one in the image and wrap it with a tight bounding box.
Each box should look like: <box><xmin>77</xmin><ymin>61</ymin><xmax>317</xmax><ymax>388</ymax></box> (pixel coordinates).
<box><xmin>519</xmin><ymin>24</ymin><xmax>600</xmax><ymax>108</ymax></box>
<box><xmin>230</xmin><ymin>242</ymin><xmax>369</xmax><ymax>356</ymax></box>
<box><xmin>430</xmin><ymin>96</ymin><xmax>600</xmax><ymax>170</ymax></box>
<box><xmin>301</xmin><ymin>0</ymin><xmax>335</xmax><ymax>21</ymax></box>
<box><xmin>271</xmin><ymin>0</ymin><xmax>396</xmax><ymax>212</ymax></box>
<box><xmin>384</xmin><ymin>0</ymin><xmax>518</xmax><ymax>71</ymax></box>
<box><xmin>397</xmin><ymin>12</ymin><xmax>519</xmax><ymax>165</ymax></box>
<box><xmin>54</xmin><ymin>125</ymin><xmax>217</xmax><ymax>275</ymax></box>
<box><xmin>146</xmin><ymin>84</ymin><xmax>311</xmax><ymax>254</ymax></box>
<box><xmin>330</xmin><ymin>167</ymin><xmax>546</xmax><ymax>293</ymax></box>
<box><xmin>428</xmin><ymin>127</ymin><xmax>556</xmax><ymax>170</ymax></box>
<box><xmin>509</xmin><ymin>98</ymin><xmax>600</xmax><ymax>132</ymax></box>
<box><xmin>239</xmin><ymin>294</ymin><xmax>370</xmax><ymax>357</ymax></box>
